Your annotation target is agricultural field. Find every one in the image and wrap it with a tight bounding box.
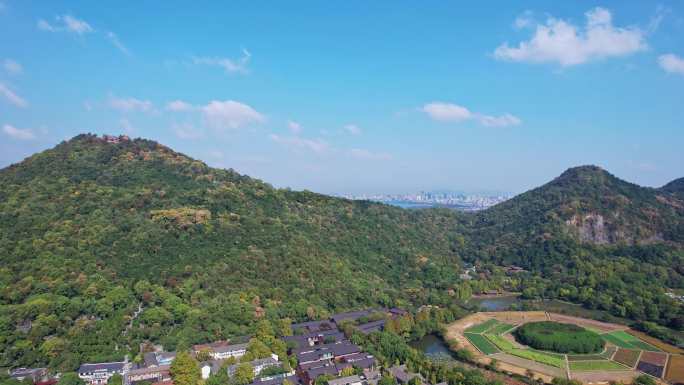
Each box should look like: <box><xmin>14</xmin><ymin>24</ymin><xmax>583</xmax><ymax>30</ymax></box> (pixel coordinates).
<box><xmin>612</xmin><ymin>348</ymin><xmax>640</xmax><ymax>367</ymax></box>
<box><xmin>601</xmin><ymin>331</ymin><xmax>660</xmax><ymax>352</ymax></box>
<box><xmin>508</xmin><ymin>349</ymin><xmax>566</xmax><ymax>368</ymax></box>
<box><xmin>569</xmin><ymin>360</ymin><xmax>628</xmax><ymax>371</ymax></box>
<box><xmin>626</xmin><ymin>329</ymin><xmax>684</xmax><ymax>354</ymax></box>
<box><xmin>464</xmin><ymin>332</ymin><xmax>500</xmax><ymax>355</ymax></box>
<box><xmin>485</xmin><ymin>334</ymin><xmax>516</xmax><ymax>351</ymax></box>
<box><xmin>488</xmin><ymin>322</ymin><xmax>515</xmax><ymax>335</ymax></box>
<box><xmin>447</xmin><ymin>312</ymin><xmax>677</xmax><ymax>383</ymax></box>
<box><xmin>665</xmin><ymin>354</ymin><xmax>684</xmax><ymax>384</ymax></box>
<box><xmin>465</xmin><ymin>319</ymin><xmax>500</xmax><ymax>333</ymax></box>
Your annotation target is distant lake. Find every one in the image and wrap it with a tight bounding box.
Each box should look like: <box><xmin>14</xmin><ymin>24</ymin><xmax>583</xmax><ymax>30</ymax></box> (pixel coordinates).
<box><xmin>409</xmin><ymin>334</ymin><xmax>453</xmax><ymax>360</ymax></box>
<box><xmin>469</xmin><ymin>295</ymin><xmax>522</xmax><ymax>311</ymax></box>
<box><xmin>385</xmin><ymin>201</ymin><xmax>437</xmax><ymax>209</ymax></box>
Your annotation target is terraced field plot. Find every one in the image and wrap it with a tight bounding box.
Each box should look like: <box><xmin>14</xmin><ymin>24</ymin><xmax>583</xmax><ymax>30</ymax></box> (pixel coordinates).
<box><xmin>665</xmin><ymin>354</ymin><xmax>684</xmax><ymax>384</ymax></box>
<box><xmin>464</xmin><ymin>332</ymin><xmax>499</xmax><ymax>355</ymax></box>
<box><xmin>612</xmin><ymin>348</ymin><xmax>640</xmax><ymax>368</ymax></box>
<box><xmin>508</xmin><ymin>349</ymin><xmax>566</xmax><ymax>368</ymax></box>
<box><xmin>465</xmin><ymin>319</ymin><xmax>500</xmax><ymax>333</ymax></box>
<box><xmin>567</xmin><ymin>346</ymin><xmax>617</xmax><ymax>362</ymax></box>
<box><xmin>488</xmin><ymin>322</ymin><xmax>515</xmax><ymax>335</ymax></box>
<box><xmin>569</xmin><ymin>361</ymin><xmax>628</xmax><ymax>371</ymax></box>
<box><xmin>601</xmin><ymin>331</ymin><xmax>660</xmax><ymax>352</ymax></box>
<box><xmin>485</xmin><ymin>334</ymin><xmax>516</xmax><ymax>351</ymax></box>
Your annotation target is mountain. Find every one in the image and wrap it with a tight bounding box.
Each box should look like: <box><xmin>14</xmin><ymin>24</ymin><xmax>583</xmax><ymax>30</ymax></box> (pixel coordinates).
<box><xmin>0</xmin><ymin>135</ymin><xmax>682</xmax><ymax>370</ymax></box>
<box><xmin>661</xmin><ymin>177</ymin><xmax>684</xmax><ymax>199</ymax></box>
<box><xmin>465</xmin><ymin>165</ymin><xmax>684</xmax><ymax>265</ymax></box>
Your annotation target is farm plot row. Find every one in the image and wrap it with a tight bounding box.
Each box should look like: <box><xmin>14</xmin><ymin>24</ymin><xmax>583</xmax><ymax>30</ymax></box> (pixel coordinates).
<box><xmin>567</xmin><ymin>346</ymin><xmax>617</xmax><ymax>361</ymax></box>
<box><xmin>612</xmin><ymin>348</ymin><xmax>640</xmax><ymax>367</ymax></box>
<box><xmin>464</xmin><ymin>333</ymin><xmax>499</xmax><ymax>355</ymax></box>
<box><xmin>569</xmin><ymin>361</ymin><xmax>627</xmax><ymax>371</ymax></box>
<box><xmin>484</xmin><ymin>333</ymin><xmax>566</xmax><ymax>368</ymax></box>
<box><xmin>601</xmin><ymin>331</ymin><xmax>660</xmax><ymax>352</ymax></box>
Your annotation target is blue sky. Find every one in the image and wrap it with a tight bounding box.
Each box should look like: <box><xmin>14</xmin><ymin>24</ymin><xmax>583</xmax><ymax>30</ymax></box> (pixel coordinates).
<box><xmin>1</xmin><ymin>1</ymin><xmax>683</xmax><ymax>195</ymax></box>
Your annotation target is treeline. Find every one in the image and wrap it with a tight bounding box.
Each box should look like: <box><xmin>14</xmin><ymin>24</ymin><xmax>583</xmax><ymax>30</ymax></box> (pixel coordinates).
<box><xmin>514</xmin><ymin>322</ymin><xmax>603</xmax><ymax>354</ymax></box>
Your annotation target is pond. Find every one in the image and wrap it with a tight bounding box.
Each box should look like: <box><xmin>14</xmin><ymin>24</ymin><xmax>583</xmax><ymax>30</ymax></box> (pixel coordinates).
<box><xmin>468</xmin><ymin>295</ymin><xmax>522</xmax><ymax>311</ymax></box>
<box><xmin>409</xmin><ymin>334</ymin><xmax>454</xmax><ymax>360</ymax></box>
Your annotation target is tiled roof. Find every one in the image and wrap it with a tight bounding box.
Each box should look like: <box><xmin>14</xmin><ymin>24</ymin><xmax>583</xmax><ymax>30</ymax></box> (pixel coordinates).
<box><xmin>78</xmin><ymin>362</ymin><xmax>125</xmax><ymax>373</ymax></box>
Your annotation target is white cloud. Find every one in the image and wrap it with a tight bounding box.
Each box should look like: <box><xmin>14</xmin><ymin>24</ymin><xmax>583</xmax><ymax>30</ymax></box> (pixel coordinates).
<box><xmin>658</xmin><ymin>53</ymin><xmax>684</xmax><ymax>75</ymax></box>
<box><xmin>514</xmin><ymin>10</ymin><xmax>535</xmax><ymax>29</ymax></box>
<box><xmin>288</xmin><ymin>120</ymin><xmax>302</xmax><ymax>134</ymax></box>
<box><xmin>3</xmin><ymin>124</ymin><xmax>36</xmax><ymax>140</ymax></box>
<box><xmin>422</xmin><ymin>102</ymin><xmax>473</xmax><ymax>122</ymax></box>
<box><xmin>38</xmin><ymin>14</ymin><xmax>93</xmax><ymax>35</ymax></box>
<box><xmin>0</xmin><ymin>83</ymin><xmax>28</xmax><ymax>108</ymax></box>
<box><xmin>193</xmin><ymin>49</ymin><xmax>251</xmax><ymax>74</ymax></box>
<box><xmin>202</xmin><ymin>100</ymin><xmax>264</xmax><ymax>130</ymax></box>
<box><xmin>106</xmin><ymin>32</ymin><xmax>130</xmax><ymax>56</ymax></box>
<box><xmin>344</xmin><ymin>124</ymin><xmax>362</xmax><ymax>135</ymax></box>
<box><xmin>494</xmin><ymin>7</ymin><xmax>646</xmax><ymax>66</ymax></box>
<box><xmin>166</xmin><ymin>100</ymin><xmax>195</xmax><ymax>112</ymax></box>
<box><xmin>3</xmin><ymin>59</ymin><xmax>22</xmax><ymax>75</ymax></box>
<box><xmin>119</xmin><ymin>118</ymin><xmax>134</xmax><ymax>133</ymax></box>
<box><xmin>174</xmin><ymin>123</ymin><xmax>203</xmax><ymax>140</ymax></box>
<box><xmin>83</xmin><ymin>101</ymin><xmax>93</xmax><ymax>111</ymax></box>
<box><xmin>62</xmin><ymin>15</ymin><xmax>93</xmax><ymax>34</ymax></box>
<box><xmin>349</xmin><ymin>148</ymin><xmax>392</xmax><ymax>161</ymax></box>
<box><xmin>421</xmin><ymin>102</ymin><xmax>521</xmax><ymax>127</ymax></box>
<box><xmin>109</xmin><ymin>95</ymin><xmax>153</xmax><ymax>113</ymax></box>
<box><xmin>269</xmin><ymin>134</ymin><xmax>329</xmax><ymax>154</ymax></box>
<box><xmin>37</xmin><ymin>19</ymin><xmax>57</xmax><ymax>32</ymax></box>
<box><xmin>479</xmin><ymin>113</ymin><xmax>522</xmax><ymax>127</ymax></box>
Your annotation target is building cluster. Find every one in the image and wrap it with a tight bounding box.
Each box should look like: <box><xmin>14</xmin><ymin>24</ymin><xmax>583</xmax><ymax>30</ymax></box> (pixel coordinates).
<box><xmin>338</xmin><ymin>191</ymin><xmax>510</xmax><ymax>211</ymax></box>
<box><xmin>11</xmin><ymin>308</ymin><xmax>415</xmax><ymax>385</ymax></box>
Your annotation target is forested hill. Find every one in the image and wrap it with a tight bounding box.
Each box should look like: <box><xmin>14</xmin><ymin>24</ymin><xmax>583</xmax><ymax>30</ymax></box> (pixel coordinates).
<box><xmin>0</xmin><ymin>134</ymin><xmax>682</xmax><ymax>370</ymax></box>
<box><xmin>0</xmin><ymin>134</ymin><xmax>469</xmax><ymax>369</ymax></box>
<box><xmin>466</xmin><ymin>165</ymin><xmax>684</xmax><ymax>267</ymax></box>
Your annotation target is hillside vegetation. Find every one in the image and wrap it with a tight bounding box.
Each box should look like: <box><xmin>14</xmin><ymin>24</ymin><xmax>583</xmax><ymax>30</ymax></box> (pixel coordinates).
<box><xmin>0</xmin><ymin>134</ymin><xmax>682</xmax><ymax>370</ymax></box>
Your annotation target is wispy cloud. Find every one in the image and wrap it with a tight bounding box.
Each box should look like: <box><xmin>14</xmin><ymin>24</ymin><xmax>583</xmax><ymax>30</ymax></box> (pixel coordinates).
<box><xmin>193</xmin><ymin>49</ymin><xmax>252</xmax><ymax>74</ymax></box>
<box><xmin>270</xmin><ymin>134</ymin><xmax>329</xmax><ymax>154</ymax></box>
<box><xmin>421</xmin><ymin>102</ymin><xmax>521</xmax><ymax>127</ymax></box>
<box><xmin>3</xmin><ymin>59</ymin><xmax>22</xmax><ymax>75</ymax></box>
<box><xmin>0</xmin><ymin>83</ymin><xmax>28</xmax><ymax>108</ymax></box>
<box><xmin>344</xmin><ymin>124</ymin><xmax>362</xmax><ymax>135</ymax></box>
<box><xmin>494</xmin><ymin>7</ymin><xmax>646</xmax><ymax>67</ymax></box>
<box><xmin>202</xmin><ymin>100</ymin><xmax>265</xmax><ymax>129</ymax></box>
<box><xmin>3</xmin><ymin>124</ymin><xmax>36</xmax><ymax>140</ymax></box>
<box><xmin>288</xmin><ymin>120</ymin><xmax>302</xmax><ymax>134</ymax></box>
<box><xmin>38</xmin><ymin>14</ymin><xmax>94</xmax><ymax>35</ymax></box>
<box><xmin>106</xmin><ymin>32</ymin><xmax>130</xmax><ymax>56</ymax></box>
<box><xmin>109</xmin><ymin>95</ymin><xmax>154</xmax><ymax>113</ymax></box>
<box><xmin>166</xmin><ymin>100</ymin><xmax>195</xmax><ymax>112</ymax></box>
<box><xmin>658</xmin><ymin>53</ymin><xmax>684</xmax><ymax>75</ymax></box>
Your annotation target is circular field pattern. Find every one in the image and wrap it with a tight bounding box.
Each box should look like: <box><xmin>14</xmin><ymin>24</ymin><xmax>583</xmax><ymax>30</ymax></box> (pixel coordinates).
<box><xmin>514</xmin><ymin>321</ymin><xmax>604</xmax><ymax>354</ymax></box>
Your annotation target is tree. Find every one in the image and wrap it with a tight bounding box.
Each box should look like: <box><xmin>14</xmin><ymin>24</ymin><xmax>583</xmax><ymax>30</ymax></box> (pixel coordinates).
<box><xmin>170</xmin><ymin>351</ymin><xmax>200</xmax><ymax>385</ymax></box>
<box><xmin>378</xmin><ymin>375</ymin><xmax>396</xmax><ymax>385</ymax></box>
<box><xmin>57</xmin><ymin>373</ymin><xmax>85</xmax><ymax>385</ymax></box>
<box><xmin>632</xmin><ymin>375</ymin><xmax>656</xmax><ymax>385</ymax></box>
<box><xmin>108</xmin><ymin>374</ymin><xmax>123</xmax><ymax>385</ymax></box>
<box><xmin>195</xmin><ymin>348</ymin><xmax>212</xmax><ymax>363</ymax></box>
<box><xmin>234</xmin><ymin>363</ymin><xmax>254</xmax><ymax>385</ymax></box>
<box><xmin>340</xmin><ymin>366</ymin><xmax>355</xmax><ymax>377</ymax></box>
<box><xmin>247</xmin><ymin>338</ymin><xmax>271</xmax><ymax>359</ymax></box>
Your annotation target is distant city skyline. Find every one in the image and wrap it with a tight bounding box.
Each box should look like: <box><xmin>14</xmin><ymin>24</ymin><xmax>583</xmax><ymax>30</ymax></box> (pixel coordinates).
<box><xmin>1</xmin><ymin>1</ymin><xmax>683</xmax><ymax>195</ymax></box>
